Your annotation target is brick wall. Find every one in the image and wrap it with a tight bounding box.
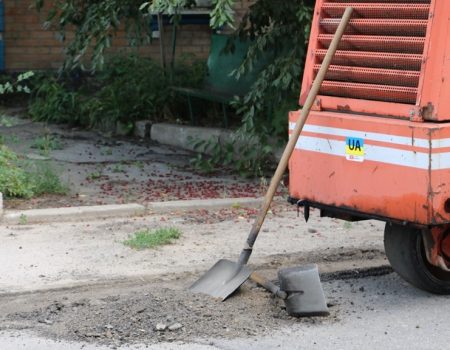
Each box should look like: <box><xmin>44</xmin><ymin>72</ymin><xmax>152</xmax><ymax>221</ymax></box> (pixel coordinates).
<box><xmin>3</xmin><ymin>0</ymin><xmax>253</xmax><ymax>71</ymax></box>
<box><xmin>235</xmin><ymin>0</ymin><xmax>253</xmax><ymax>23</ymax></box>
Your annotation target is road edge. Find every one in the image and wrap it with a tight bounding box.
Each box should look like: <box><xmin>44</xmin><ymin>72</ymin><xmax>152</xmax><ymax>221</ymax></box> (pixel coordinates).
<box><xmin>1</xmin><ymin>197</ymin><xmax>264</xmax><ymax>225</ymax></box>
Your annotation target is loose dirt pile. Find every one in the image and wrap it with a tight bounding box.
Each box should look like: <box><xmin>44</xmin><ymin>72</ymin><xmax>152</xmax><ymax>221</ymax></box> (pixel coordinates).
<box><xmin>1</xmin><ymin>266</ymin><xmax>393</xmax><ymax>348</ymax></box>
<box><xmin>3</xmin><ymin>284</ymin><xmax>322</xmax><ymax>347</ymax></box>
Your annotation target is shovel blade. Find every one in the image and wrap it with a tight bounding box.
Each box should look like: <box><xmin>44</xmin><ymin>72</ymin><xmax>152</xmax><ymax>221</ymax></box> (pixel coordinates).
<box><xmin>278</xmin><ymin>264</ymin><xmax>329</xmax><ymax>317</ymax></box>
<box><xmin>189</xmin><ymin>259</ymin><xmax>252</xmax><ymax>301</ymax></box>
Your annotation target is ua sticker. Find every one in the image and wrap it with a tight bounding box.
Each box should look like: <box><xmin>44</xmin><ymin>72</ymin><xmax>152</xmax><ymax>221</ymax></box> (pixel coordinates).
<box><xmin>345</xmin><ymin>137</ymin><xmax>365</xmax><ymax>162</ymax></box>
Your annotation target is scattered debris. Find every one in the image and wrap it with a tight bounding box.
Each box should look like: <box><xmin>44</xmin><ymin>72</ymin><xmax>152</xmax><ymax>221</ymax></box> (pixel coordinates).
<box><xmin>155</xmin><ymin>323</ymin><xmax>167</xmax><ymax>331</ymax></box>
<box><xmin>168</xmin><ymin>323</ymin><xmax>183</xmax><ymax>331</ymax></box>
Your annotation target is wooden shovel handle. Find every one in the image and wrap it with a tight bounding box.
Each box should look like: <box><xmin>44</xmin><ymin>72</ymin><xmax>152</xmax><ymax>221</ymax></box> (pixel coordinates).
<box><xmin>250</xmin><ymin>272</ymin><xmax>288</xmax><ymax>300</ymax></box>
<box><xmin>237</xmin><ymin>7</ymin><xmax>354</xmax><ymax>266</ymax></box>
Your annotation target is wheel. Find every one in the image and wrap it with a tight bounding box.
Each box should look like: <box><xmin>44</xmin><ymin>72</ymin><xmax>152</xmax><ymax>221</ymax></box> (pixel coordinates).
<box><xmin>384</xmin><ymin>223</ymin><xmax>450</xmax><ymax>295</ymax></box>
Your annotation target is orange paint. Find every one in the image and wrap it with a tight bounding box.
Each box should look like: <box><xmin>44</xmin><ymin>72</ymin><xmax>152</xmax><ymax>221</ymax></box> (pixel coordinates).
<box><xmin>289</xmin><ymin>111</ymin><xmax>450</xmax><ymax>225</ymax></box>
<box><xmin>300</xmin><ymin>0</ymin><xmax>450</xmax><ymax>122</ymax></box>
<box><xmin>290</xmin><ymin>1</ymin><xmax>450</xmax><ymax>226</ymax></box>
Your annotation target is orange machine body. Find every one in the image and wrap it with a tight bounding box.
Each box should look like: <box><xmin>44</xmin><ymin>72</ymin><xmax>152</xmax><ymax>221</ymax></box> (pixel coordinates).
<box><xmin>289</xmin><ymin>0</ymin><xmax>450</xmax><ymax>226</ymax></box>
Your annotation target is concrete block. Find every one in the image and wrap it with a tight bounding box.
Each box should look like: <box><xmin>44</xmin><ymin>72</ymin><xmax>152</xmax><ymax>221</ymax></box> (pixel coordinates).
<box><xmin>150</xmin><ymin>123</ymin><xmax>235</xmax><ymax>155</ymax></box>
<box><xmin>134</xmin><ymin>120</ymin><xmax>151</xmax><ymax>139</ymax></box>
<box><xmin>116</xmin><ymin>121</ymin><xmax>132</xmax><ymax>136</ymax></box>
<box><xmin>150</xmin><ymin>123</ymin><xmax>283</xmax><ymax>161</ymax></box>
<box><xmin>150</xmin><ymin>123</ymin><xmax>232</xmax><ymax>153</ymax></box>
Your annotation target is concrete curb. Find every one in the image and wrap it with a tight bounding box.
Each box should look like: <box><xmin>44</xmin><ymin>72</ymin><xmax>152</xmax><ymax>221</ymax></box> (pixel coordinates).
<box><xmin>0</xmin><ymin>197</ymin><xmax>264</xmax><ymax>225</ymax></box>
<box><xmin>150</xmin><ymin>123</ymin><xmax>234</xmax><ymax>155</ymax></box>
<box><xmin>150</xmin><ymin>123</ymin><xmax>284</xmax><ymax>160</ymax></box>
<box><xmin>148</xmin><ymin>197</ymin><xmax>263</xmax><ymax>214</ymax></box>
<box><xmin>2</xmin><ymin>204</ymin><xmax>146</xmax><ymax>225</ymax></box>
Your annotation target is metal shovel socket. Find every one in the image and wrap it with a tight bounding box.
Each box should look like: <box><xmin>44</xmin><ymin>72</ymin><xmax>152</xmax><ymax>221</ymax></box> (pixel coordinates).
<box><xmin>249</xmin><ymin>272</ymin><xmax>287</xmax><ymax>300</ymax></box>
<box><xmin>189</xmin><ymin>7</ymin><xmax>354</xmax><ymax>301</ymax></box>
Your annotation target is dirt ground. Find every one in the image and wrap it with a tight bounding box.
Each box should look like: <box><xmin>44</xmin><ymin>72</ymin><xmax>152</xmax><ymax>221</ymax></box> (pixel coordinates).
<box><xmin>0</xmin><ymin>109</ymin><xmax>267</xmax><ymax>210</ymax></box>
<box><xmin>0</xmin><ymin>265</ymin><xmax>394</xmax><ymax>348</ymax></box>
<box><xmin>0</xmin><ymin>202</ymin><xmax>392</xmax><ymax>348</ymax></box>
<box><xmin>0</xmin><ymin>203</ymin><xmax>385</xmax><ymax>293</ymax></box>
<box><xmin>3</xmin><ymin>268</ymin><xmax>449</xmax><ymax>350</ymax></box>
<box><xmin>1</xmin><ymin>195</ymin><xmax>449</xmax><ymax>350</ymax></box>
<box><xmin>3</xmin><ymin>110</ymin><xmax>449</xmax><ymax>349</ymax></box>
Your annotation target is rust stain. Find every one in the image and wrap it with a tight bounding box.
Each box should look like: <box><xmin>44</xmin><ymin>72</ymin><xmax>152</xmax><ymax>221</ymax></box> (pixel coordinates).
<box><xmin>422</xmin><ymin>102</ymin><xmax>435</xmax><ymax>121</ymax></box>
<box><xmin>435</xmin><ymin>212</ymin><xmax>447</xmax><ymax>222</ymax></box>
<box><xmin>427</xmin><ymin>128</ymin><xmax>434</xmax><ymax>223</ymax></box>
<box><xmin>336</xmin><ymin>104</ymin><xmax>351</xmax><ymax>112</ymax></box>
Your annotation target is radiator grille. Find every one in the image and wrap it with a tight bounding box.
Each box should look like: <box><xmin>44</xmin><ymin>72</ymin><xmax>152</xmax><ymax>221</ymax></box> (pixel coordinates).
<box><xmin>315</xmin><ymin>0</ymin><xmax>431</xmax><ymax>105</ymax></box>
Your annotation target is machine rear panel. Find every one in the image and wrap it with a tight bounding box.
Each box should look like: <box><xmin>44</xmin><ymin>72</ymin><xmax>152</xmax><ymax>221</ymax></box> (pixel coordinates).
<box><xmin>291</xmin><ymin>0</ymin><xmax>450</xmax><ymax>225</ymax></box>
<box><xmin>300</xmin><ymin>0</ymin><xmax>450</xmax><ymax>121</ymax></box>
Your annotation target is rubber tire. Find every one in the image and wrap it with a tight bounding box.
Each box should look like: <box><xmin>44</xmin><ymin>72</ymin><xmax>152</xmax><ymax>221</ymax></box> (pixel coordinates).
<box><xmin>384</xmin><ymin>223</ymin><xmax>450</xmax><ymax>295</ymax></box>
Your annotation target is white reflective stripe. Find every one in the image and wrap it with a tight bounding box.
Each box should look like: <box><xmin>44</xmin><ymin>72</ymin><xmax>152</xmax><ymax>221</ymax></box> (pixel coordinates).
<box><xmin>431</xmin><ymin>153</ymin><xmax>450</xmax><ymax>170</ymax></box>
<box><xmin>296</xmin><ymin>136</ymin><xmax>450</xmax><ymax>170</ymax></box>
<box><xmin>291</xmin><ymin>123</ymin><xmax>450</xmax><ymax>169</ymax></box>
<box><xmin>431</xmin><ymin>138</ymin><xmax>450</xmax><ymax>148</ymax></box>
<box><xmin>289</xmin><ymin>122</ymin><xmax>431</xmax><ymax>148</ymax></box>
<box><xmin>295</xmin><ymin>136</ymin><xmax>431</xmax><ymax>169</ymax></box>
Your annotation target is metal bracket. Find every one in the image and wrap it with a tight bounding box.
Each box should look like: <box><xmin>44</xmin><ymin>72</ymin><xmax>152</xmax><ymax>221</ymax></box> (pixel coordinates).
<box><xmin>295</xmin><ymin>200</ymin><xmax>310</xmax><ymax>222</ymax></box>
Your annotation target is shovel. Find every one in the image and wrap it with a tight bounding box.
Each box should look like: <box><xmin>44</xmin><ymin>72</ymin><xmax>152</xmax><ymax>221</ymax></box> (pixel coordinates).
<box><xmin>251</xmin><ymin>265</ymin><xmax>330</xmax><ymax>317</ymax></box>
<box><xmin>190</xmin><ymin>7</ymin><xmax>354</xmax><ymax>301</ymax></box>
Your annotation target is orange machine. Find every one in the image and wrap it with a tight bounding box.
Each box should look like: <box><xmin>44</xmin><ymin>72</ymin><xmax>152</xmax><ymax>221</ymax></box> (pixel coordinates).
<box><xmin>289</xmin><ymin>0</ymin><xmax>450</xmax><ymax>294</ymax></box>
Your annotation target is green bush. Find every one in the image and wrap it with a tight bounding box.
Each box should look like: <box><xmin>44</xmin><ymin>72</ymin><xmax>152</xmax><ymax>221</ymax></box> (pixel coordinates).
<box><xmin>0</xmin><ymin>145</ymin><xmax>33</xmax><ymax>198</ymax></box>
<box><xmin>233</xmin><ymin>0</ymin><xmax>313</xmax><ymax>139</ymax></box>
<box><xmin>171</xmin><ymin>55</ymin><xmax>207</xmax><ymax>88</ymax></box>
<box><xmin>28</xmin><ymin>76</ymin><xmax>82</xmax><ymax>124</ymax></box>
<box><xmin>28</xmin><ymin>54</ymin><xmax>207</xmax><ymax>128</ymax></box>
<box><xmin>31</xmin><ymin>134</ymin><xmax>64</xmax><ymax>155</ymax></box>
<box><xmin>0</xmin><ymin>72</ymin><xmax>35</xmax><ymax>106</ymax></box>
<box><xmin>96</xmin><ymin>55</ymin><xmax>169</xmax><ymax>123</ymax></box>
<box><xmin>26</xmin><ymin>161</ymin><xmax>68</xmax><ymax>196</ymax></box>
<box><xmin>189</xmin><ymin>1</ymin><xmax>314</xmax><ymax>177</ymax></box>
<box><xmin>0</xmin><ymin>145</ymin><xmax>67</xmax><ymax>198</ymax></box>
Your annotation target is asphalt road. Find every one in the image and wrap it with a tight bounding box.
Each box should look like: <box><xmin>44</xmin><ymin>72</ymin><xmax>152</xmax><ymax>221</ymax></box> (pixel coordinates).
<box><xmin>1</xmin><ymin>272</ymin><xmax>449</xmax><ymax>350</ymax></box>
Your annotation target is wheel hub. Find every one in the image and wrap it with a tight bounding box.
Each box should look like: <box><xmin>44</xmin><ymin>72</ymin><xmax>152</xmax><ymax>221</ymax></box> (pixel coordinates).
<box><xmin>423</xmin><ymin>227</ymin><xmax>450</xmax><ymax>271</ymax></box>
<box><xmin>441</xmin><ymin>232</ymin><xmax>450</xmax><ymax>262</ymax></box>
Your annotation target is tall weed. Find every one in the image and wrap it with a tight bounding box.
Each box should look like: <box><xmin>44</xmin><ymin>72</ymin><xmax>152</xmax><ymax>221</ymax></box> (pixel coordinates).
<box><xmin>28</xmin><ymin>76</ymin><xmax>82</xmax><ymax>124</ymax></box>
<box><xmin>0</xmin><ymin>145</ymin><xmax>67</xmax><ymax>198</ymax></box>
